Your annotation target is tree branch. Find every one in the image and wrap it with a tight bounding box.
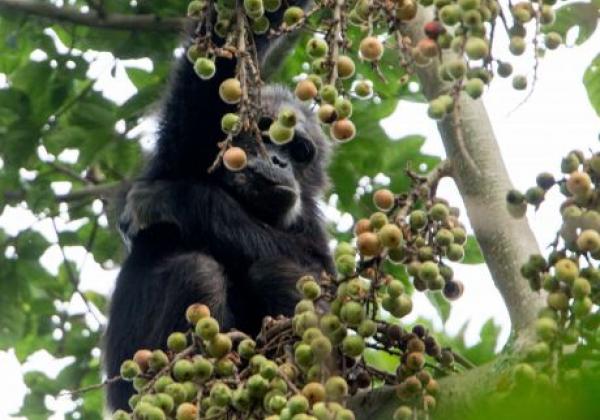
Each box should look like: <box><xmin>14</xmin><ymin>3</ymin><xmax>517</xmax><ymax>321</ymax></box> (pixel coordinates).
<box><xmin>402</xmin><ymin>7</ymin><xmax>544</xmax><ymax>332</ymax></box>
<box><xmin>0</xmin><ymin>0</ymin><xmax>187</xmax><ymax>32</ymax></box>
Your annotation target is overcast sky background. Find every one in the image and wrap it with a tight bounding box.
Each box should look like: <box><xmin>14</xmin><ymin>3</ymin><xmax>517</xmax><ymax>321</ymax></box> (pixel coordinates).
<box><xmin>0</xmin><ymin>19</ymin><xmax>599</xmax><ymax>419</ymax></box>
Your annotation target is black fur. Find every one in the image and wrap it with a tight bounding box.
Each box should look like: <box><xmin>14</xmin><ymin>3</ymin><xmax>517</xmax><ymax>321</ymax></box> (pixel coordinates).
<box><xmin>103</xmin><ymin>47</ymin><xmax>334</xmax><ymax>410</ymax></box>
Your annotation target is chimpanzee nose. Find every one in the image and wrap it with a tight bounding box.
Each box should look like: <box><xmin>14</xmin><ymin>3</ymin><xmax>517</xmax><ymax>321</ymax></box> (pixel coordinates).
<box><xmin>271</xmin><ymin>155</ymin><xmax>288</xmax><ymax>168</ymax></box>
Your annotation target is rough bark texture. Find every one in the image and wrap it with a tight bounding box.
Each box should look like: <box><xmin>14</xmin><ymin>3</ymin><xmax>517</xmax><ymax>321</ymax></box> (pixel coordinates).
<box><xmin>404</xmin><ymin>7</ymin><xmax>544</xmax><ymax>331</ymax></box>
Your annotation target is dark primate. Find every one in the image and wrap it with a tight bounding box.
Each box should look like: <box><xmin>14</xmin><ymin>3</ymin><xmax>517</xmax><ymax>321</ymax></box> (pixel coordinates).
<box><xmin>103</xmin><ymin>40</ymin><xmax>334</xmax><ymax>409</ymax></box>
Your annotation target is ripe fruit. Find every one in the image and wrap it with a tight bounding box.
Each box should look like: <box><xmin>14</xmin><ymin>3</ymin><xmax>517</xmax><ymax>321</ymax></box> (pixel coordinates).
<box><xmin>317</xmin><ymin>104</ymin><xmax>337</xmax><ymax>124</ymax></box>
<box><xmin>295</xmin><ymin>79</ymin><xmax>318</xmax><ymax>101</ymax></box>
<box><xmin>133</xmin><ymin>349</ymin><xmax>152</xmax><ymax>372</ymax></box>
<box><xmin>417</xmin><ymin>38</ymin><xmax>438</xmax><ymax>58</ymax></box>
<box><xmin>302</xmin><ymin>382</ymin><xmax>326</xmax><ymax>404</ymax></box>
<box><xmin>359</xmin><ymin>36</ymin><xmax>384</xmax><ymax>61</ymax></box>
<box><xmin>566</xmin><ymin>171</ymin><xmax>592</xmax><ymax>196</ymax></box>
<box><xmin>185</xmin><ymin>303</ymin><xmax>210</xmax><ymax>325</ymax></box>
<box><xmin>497</xmin><ymin>61</ymin><xmax>513</xmax><ymax>78</ymax></box>
<box><xmin>219</xmin><ymin>78</ymin><xmax>242</xmax><ymax>104</ymax></box>
<box><xmin>223</xmin><ymin>147</ymin><xmax>247</xmax><ymax>172</ymax></box>
<box><xmin>357</xmin><ymin>232</ymin><xmax>381</xmax><ymax>257</ymax></box>
<box><xmin>176</xmin><ymin>402</ymin><xmax>198</xmax><ymax>420</ymax></box>
<box><xmin>424</xmin><ymin>21</ymin><xmax>445</xmax><ymax>39</ymax></box>
<box><xmin>194</xmin><ymin>57</ymin><xmax>216</xmax><ymax>80</ymax></box>
<box><xmin>269</xmin><ymin>122</ymin><xmax>295</xmax><ymax>144</ymax></box>
<box><xmin>373</xmin><ymin>189</ymin><xmax>395</xmax><ymax>211</ymax></box>
<box><xmin>443</xmin><ymin>280</ymin><xmax>464</xmax><ymax>300</ymax></box>
<box><xmin>330</xmin><ymin>119</ymin><xmax>356</xmax><ymax>142</ymax></box>
<box><xmin>337</xmin><ymin>55</ymin><xmax>356</xmax><ymax>79</ymax></box>
<box><xmin>465</xmin><ymin>37</ymin><xmax>489</xmax><ymax>60</ymax></box>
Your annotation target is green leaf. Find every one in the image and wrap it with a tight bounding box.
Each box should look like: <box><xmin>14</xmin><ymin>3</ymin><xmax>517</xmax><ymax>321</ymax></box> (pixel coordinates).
<box><xmin>583</xmin><ymin>54</ymin><xmax>600</xmax><ymax>117</ymax></box>
<box><xmin>542</xmin><ymin>2</ymin><xmax>599</xmax><ymax>45</ymax></box>
<box><xmin>462</xmin><ymin>235</ymin><xmax>485</xmax><ymax>264</ymax></box>
<box><xmin>426</xmin><ymin>291</ymin><xmax>451</xmax><ymax>323</ymax></box>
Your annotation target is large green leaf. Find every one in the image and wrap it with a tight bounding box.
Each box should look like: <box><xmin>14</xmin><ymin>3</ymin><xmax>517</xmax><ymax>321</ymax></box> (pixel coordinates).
<box><xmin>583</xmin><ymin>54</ymin><xmax>600</xmax><ymax>117</ymax></box>
<box><xmin>542</xmin><ymin>2</ymin><xmax>599</xmax><ymax>45</ymax></box>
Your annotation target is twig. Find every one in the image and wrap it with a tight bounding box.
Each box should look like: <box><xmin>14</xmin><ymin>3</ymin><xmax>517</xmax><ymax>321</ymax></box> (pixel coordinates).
<box><xmin>58</xmin><ymin>375</ymin><xmax>120</xmax><ymax>396</ymax></box>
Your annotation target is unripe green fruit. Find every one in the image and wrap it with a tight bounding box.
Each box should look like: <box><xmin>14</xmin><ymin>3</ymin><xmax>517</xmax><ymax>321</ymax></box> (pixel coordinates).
<box><xmin>335</xmin><ymin>254</ymin><xmax>356</xmax><ymax>276</ymax></box>
<box><xmin>378</xmin><ymin>223</ymin><xmax>403</xmax><ymax>248</ymax></box>
<box><xmin>334</xmin><ymin>242</ymin><xmax>355</xmax><ymax>259</ymax></box>
<box><xmin>465</xmin><ymin>37</ymin><xmax>489</xmax><ymax>60</ymax></box>
<box><xmin>320</xmin><ymin>84</ymin><xmax>338</xmax><ymax>104</ymax></box>
<box><xmin>191</xmin><ymin>355</ymin><xmax>213</xmax><ymax>381</ymax></box>
<box><xmin>120</xmin><ymin>360</ymin><xmax>140</xmax><ymax>381</ymax></box>
<box><xmin>244</xmin><ymin>0</ymin><xmax>263</xmax><ymax>13</ymax></box>
<box><xmin>547</xmin><ymin>291</ymin><xmax>569</xmax><ymax>311</ymax></box>
<box><xmin>149</xmin><ymin>350</ymin><xmax>169</xmax><ymax>371</ymax></box>
<box><xmin>295</xmin><ymin>299</ymin><xmax>315</xmax><ymax>314</ymax></box>
<box><xmin>439</xmin><ymin>4</ymin><xmax>462</xmax><ymax>25</ymax></box>
<box><xmin>196</xmin><ymin>316</ymin><xmax>219</xmax><ymax>340</ymax></box>
<box><xmin>370</xmin><ymin>211</ymin><xmax>388</xmax><ymax>229</ymax></box>
<box><xmin>112</xmin><ymin>409</ymin><xmax>131</xmax><ymax>420</ymax></box>
<box><xmin>573</xmin><ymin>297</ymin><xmax>592</xmax><ymax>317</ymax></box>
<box><xmin>259</xmin><ymin>360</ymin><xmax>279</xmax><ymax>380</ymax></box>
<box><xmin>446</xmin><ymin>243</ymin><xmax>464</xmax><ymax>261</ymax></box>
<box><xmin>497</xmin><ymin>61</ymin><xmax>513</xmax><ymax>78</ymax></box>
<box><xmin>572</xmin><ymin>277</ymin><xmax>591</xmax><ymax>298</ymax></box>
<box><xmin>334</xmin><ymin>97</ymin><xmax>353</xmax><ymax>119</ymax></box>
<box><xmin>342</xmin><ymin>334</ymin><xmax>365</xmax><ymax>357</ymax></box>
<box><xmin>427</xmin><ymin>275</ymin><xmax>445</xmax><ymax>290</ymax></box>
<box><xmin>219</xmin><ymin>78</ymin><xmax>242</xmax><ymax>104</ymax></box>
<box><xmin>387</xmin><ymin>279</ymin><xmax>404</xmax><ymax>298</ymax></box>
<box><xmin>247</xmin><ymin>373</ymin><xmax>269</xmax><ymax>398</ymax></box>
<box><xmin>283</xmin><ymin>6</ymin><xmax>304</xmax><ymax>26</ymax></box>
<box><xmin>554</xmin><ymin>258</ymin><xmax>579</xmax><ymax>284</ymax></box>
<box><xmin>525</xmin><ymin>186</ymin><xmax>545</xmax><ymax>206</ymax></box>
<box><xmin>251</xmin><ymin>16</ymin><xmax>270</xmax><ymax>34</ymax></box>
<box><xmin>385</xmin><ymin>294</ymin><xmax>413</xmax><ymax>318</ymax></box>
<box><xmin>269</xmin><ymin>122</ymin><xmax>295</xmax><ymax>145</ymax></box>
<box><xmin>167</xmin><ymin>332</ymin><xmax>188</xmax><ymax>353</ymax></box>
<box><xmin>210</xmin><ymin>382</ymin><xmax>232</xmax><ymax>407</ymax></box>
<box><xmin>388</xmin><ymin>245</ymin><xmax>407</xmax><ymax>263</ymax></box>
<box><xmin>354</xmin><ymin>80</ymin><xmax>372</xmax><ymax>98</ymax></box>
<box><xmin>357</xmin><ymin>319</ymin><xmax>377</xmax><ymax>337</ymax></box>
<box><xmin>287</xmin><ymin>394</ymin><xmax>309</xmax><ymax>415</ymax></box>
<box><xmin>465</xmin><ymin>77</ymin><xmax>485</xmax><ymax>99</ymax></box>
<box><xmin>393</xmin><ymin>406</ymin><xmax>413</xmax><ymax>420</ymax></box>
<box><xmin>214</xmin><ymin>358</ymin><xmax>235</xmax><ymax>377</ymax></box>
<box><xmin>435</xmin><ymin>228</ymin><xmax>454</xmax><ymax>247</ymax></box>
<box><xmin>325</xmin><ymin>376</ymin><xmax>348</xmax><ymax>401</ymax></box>
<box><xmin>310</xmin><ymin>335</ymin><xmax>332</xmax><ymax>360</ymax></box>
<box><xmin>340</xmin><ymin>301</ymin><xmax>365</xmax><ymax>326</ymax></box>
<box><xmin>306</xmin><ymin>38</ymin><xmax>328</xmax><ymax>58</ymax></box>
<box><xmin>187</xmin><ymin>1</ymin><xmax>206</xmax><ymax>17</ymax></box>
<box><xmin>295</xmin><ymin>343</ymin><xmax>315</xmax><ymax>367</ymax></box>
<box><xmin>165</xmin><ymin>383</ymin><xmax>187</xmax><ymax>405</ymax></box>
<box><xmin>561</xmin><ymin>152</ymin><xmax>581</xmax><ymax>173</ymax></box>
<box><xmin>509</xmin><ymin>36</ymin><xmax>526</xmax><ymax>56</ymax></box>
<box><xmin>512</xmin><ymin>75</ymin><xmax>528</xmax><ymax>90</ymax></box>
<box><xmin>418</xmin><ymin>261</ymin><xmax>440</xmax><ymax>282</ymax></box>
<box><xmin>154</xmin><ymin>376</ymin><xmax>174</xmax><ymax>393</ymax></box>
<box><xmin>133</xmin><ymin>376</ymin><xmax>149</xmax><ymax>393</ymax></box>
<box><xmin>134</xmin><ymin>402</ymin><xmax>165</xmax><ymax>420</ymax></box>
<box><xmin>194</xmin><ymin>58</ymin><xmax>216</xmax><ymax>80</ymax></box>
<box><xmin>301</xmin><ymin>280</ymin><xmax>321</xmax><ymax>300</ymax></box>
<box><xmin>263</xmin><ymin>0</ymin><xmax>281</xmax><ymax>12</ymax></box>
<box><xmin>207</xmin><ymin>333</ymin><xmax>232</xmax><ymax>358</ymax></box>
<box><xmin>513</xmin><ymin>363</ymin><xmax>536</xmax><ymax>385</ymax></box>
<box><xmin>577</xmin><ymin>229</ymin><xmax>600</xmax><ymax>252</ymax></box>
<box><xmin>237</xmin><ymin>338</ymin><xmax>256</xmax><ymax>359</ymax></box>
<box><xmin>410</xmin><ymin>209</ymin><xmax>428</xmax><ymax>230</ymax></box>
<box><xmin>544</xmin><ymin>32</ymin><xmax>562</xmax><ymax>50</ymax></box>
<box><xmin>535</xmin><ymin>317</ymin><xmax>558</xmax><ymax>341</ymax></box>
<box><xmin>430</xmin><ymin>203</ymin><xmax>450</xmax><ymax>221</ymax></box>
<box><xmin>172</xmin><ymin>359</ymin><xmax>194</xmax><ymax>382</ymax></box>
<box><xmin>526</xmin><ymin>342</ymin><xmax>550</xmax><ymax>361</ymax></box>
<box><xmin>278</xmin><ymin>108</ymin><xmax>297</xmax><ymax>128</ymax></box>
<box><xmin>427</xmin><ymin>99</ymin><xmax>447</xmax><ymax>120</ymax></box>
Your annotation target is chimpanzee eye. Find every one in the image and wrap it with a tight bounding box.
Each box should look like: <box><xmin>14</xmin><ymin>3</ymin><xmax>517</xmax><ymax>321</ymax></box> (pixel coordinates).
<box><xmin>258</xmin><ymin>116</ymin><xmax>274</xmax><ymax>131</ymax></box>
<box><xmin>289</xmin><ymin>137</ymin><xmax>316</xmax><ymax>163</ymax></box>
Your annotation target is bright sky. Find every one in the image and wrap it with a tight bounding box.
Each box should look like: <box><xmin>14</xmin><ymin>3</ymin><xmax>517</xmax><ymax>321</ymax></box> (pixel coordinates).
<box><xmin>0</xmin><ymin>20</ymin><xmax>599</xmax><ymax>420</ymax></box>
